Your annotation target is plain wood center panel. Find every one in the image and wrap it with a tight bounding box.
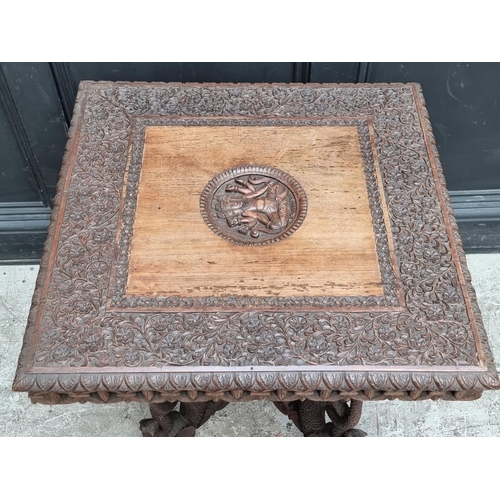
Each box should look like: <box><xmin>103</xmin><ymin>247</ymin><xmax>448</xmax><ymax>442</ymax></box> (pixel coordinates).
<box><xmin>127</xmin><ymin>125</ymin><xmax>384</xmax><ymax>297</ymax></box>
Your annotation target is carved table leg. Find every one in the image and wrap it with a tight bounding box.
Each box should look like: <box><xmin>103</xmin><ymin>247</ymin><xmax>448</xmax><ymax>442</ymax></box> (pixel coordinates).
<box><xmin>273</xmin><ymin>399</ymin><xmax>367</xmax><ymax>437</ymax></box>
<box><xmin>140</xmin><ymin>401</ymin><xmax>229</xmax><ymax>437</ymax></box>
<box><xmin>140</xmin><ymin>399</ymin><xmax>365</xmax><ymax>437</ymax></box>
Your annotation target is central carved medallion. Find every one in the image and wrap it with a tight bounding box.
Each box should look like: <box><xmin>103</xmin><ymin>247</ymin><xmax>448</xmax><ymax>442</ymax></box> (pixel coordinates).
<box><xmin>200</xmin><ymin>165</ymin><xmax>308</xmax><ymax>246</ymax></box>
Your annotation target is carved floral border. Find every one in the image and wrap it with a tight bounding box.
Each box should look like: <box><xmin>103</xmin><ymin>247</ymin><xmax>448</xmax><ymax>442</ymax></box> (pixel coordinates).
<box><xmin>109</xmin><ymin>116</ymin><xmax>401</xmax><ymax>310</ymax></box>
<box><xmin>13</xmin><ymin>82</ymin><xmax>500</xmax><ymax>401</ymax></box>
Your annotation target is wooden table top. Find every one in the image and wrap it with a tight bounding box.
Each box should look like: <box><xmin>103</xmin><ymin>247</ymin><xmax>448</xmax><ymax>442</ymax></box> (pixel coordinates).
<box><xmin>13</xmin><ymin>82</ymin><xmax>499</xmax><ymax>405</ymax></box>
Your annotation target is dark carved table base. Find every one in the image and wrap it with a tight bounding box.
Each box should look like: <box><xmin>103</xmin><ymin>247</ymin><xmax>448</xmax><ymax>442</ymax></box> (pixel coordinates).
<box><xmin>140</xmin><ymin>401</ymin><xmax>230</xmax><ymax>437</ymax></box>
<box><xmin>139</xmin><ymin>400</ymin><xmax>366</xmax><ymax>437</ymax></box>
<box><xmin>273</xmin><ymin>400</ymin><xmax>366</xmax><ymax>437</ymax></box>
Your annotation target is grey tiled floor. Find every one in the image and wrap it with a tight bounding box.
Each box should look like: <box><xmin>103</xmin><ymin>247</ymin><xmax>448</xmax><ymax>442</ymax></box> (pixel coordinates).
<box><xmin>1</xmin><ymin>255</ymin><xmax>500</xmax><ymax>437</ymax></box>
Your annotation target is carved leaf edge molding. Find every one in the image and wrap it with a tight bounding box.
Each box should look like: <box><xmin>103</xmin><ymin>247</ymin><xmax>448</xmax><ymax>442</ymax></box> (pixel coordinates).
<box><xmin>18</xmin><ymin>369</ymin><xmax>496</xmax><ymax>404</ymax></box>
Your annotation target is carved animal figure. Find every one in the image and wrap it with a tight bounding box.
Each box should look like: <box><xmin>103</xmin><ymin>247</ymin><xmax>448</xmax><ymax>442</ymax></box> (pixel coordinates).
<box><xmin>218</xmin><ymin>175</ymin><xmax>293</xmax><ymax>238</ymax></box>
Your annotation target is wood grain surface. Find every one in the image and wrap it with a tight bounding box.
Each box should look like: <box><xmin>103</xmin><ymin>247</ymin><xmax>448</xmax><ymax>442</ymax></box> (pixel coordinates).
<box><xmin>127</xmin><ymin>125</ymin><xmax>384</xmax><ymax>297</ymax></box>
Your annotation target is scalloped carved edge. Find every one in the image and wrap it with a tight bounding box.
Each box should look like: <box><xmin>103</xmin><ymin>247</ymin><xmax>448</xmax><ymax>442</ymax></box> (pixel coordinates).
<box><xmin>14</xmin><ymin>370</ymin><xmax>500</xmax><ymax>404</ymax></box>
<box><xmin>28</xmin><ymin>388</ymin><xmax>484</xmax><ymax>405</ymax></box>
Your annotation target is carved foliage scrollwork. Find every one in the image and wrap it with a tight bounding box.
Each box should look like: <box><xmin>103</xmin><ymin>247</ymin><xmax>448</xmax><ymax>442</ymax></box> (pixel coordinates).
<box><xmin>14</xmin><ymin>83</ymin><xmax>499</xmax><ymax>399</ymax></box>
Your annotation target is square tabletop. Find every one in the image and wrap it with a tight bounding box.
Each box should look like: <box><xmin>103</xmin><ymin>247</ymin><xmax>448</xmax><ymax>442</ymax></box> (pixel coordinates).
<box><xmin>13</xmin><ymin>82</ymin><xmax>499</xmax><ymax>405</ymax></box>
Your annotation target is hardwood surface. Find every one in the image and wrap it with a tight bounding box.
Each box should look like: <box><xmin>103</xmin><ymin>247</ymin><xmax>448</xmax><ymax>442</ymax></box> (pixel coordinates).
<box><xmin>127</xmin><ymin>125</ymin><xmax>384</xmax><ymax>298</ymax></box>
<box><xmin>13</xmin><ymin>82</ymin><xmax>498</xmax><ymax>408</ymax></box>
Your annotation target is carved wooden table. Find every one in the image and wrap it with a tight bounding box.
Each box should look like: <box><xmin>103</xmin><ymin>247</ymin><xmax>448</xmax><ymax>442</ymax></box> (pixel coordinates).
<box><xmin>13</xmin><ymin>82</ymin><xmax>500</xmax><ymax>437</ymax></box>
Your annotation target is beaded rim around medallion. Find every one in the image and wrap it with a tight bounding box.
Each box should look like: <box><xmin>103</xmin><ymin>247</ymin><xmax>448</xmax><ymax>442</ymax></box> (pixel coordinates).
<box><xmin>200</xmin><ymin>165</ymin><xmax>308</xmax><ymax>246</ymax></box>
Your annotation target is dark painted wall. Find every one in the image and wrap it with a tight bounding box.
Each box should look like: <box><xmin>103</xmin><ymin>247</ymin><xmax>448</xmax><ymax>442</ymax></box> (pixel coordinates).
<box><xmin>366</xmin><ymin>63</ymin><xmax>500</xmax><ymax>192</ymax></box>
<box><xmin>1</xmin><ymin>62</ymin><xmax>499</xmax><ymax>262</ymax></box>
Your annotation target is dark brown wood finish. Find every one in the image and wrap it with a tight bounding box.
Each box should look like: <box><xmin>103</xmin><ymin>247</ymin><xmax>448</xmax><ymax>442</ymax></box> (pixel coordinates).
<box><xmin>12</xmin><ymin>83</ymin><xmax>499</xmax><ymax>428</ymax></box>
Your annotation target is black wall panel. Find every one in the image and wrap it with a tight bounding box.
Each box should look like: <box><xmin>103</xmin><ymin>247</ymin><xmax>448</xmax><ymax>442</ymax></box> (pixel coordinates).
<box><xmin>309</xmin><ymin>62</ymin><xmax>360</xmax><ymax>83</ymax></box>
<box><xmin>0</xmin><ymin>63</ymin><xmax>65</xmax><ymax>263</ymax></box>
<box><xmin>1</xmin><ymin>63</ymin><xmax>68</xmax><ymax>199</ymax></box>
<box><xmin>365</xmin><ymin>62</ymin><xmax>500</xmax><ymax>192</ymax></box>
<box><xmin>0</xmin><ymin>94</ymin><xmax>41</xmax><ymax>202</ymax></box>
